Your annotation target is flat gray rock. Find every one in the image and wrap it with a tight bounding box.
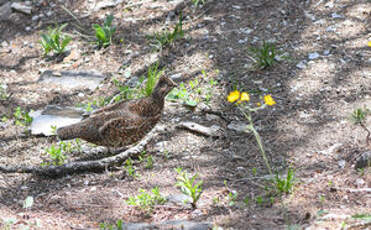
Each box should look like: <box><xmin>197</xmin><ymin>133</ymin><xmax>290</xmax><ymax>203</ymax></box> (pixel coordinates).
<box><xmin>38</xmin><ymin>70</ymin><xmax>106</xmax><ymax>91</ymax></box>
<box><xmin>30</xmin><ymin>105</ymin><xmax>84</xmax><ymax>136</ymax></box>
<box><xmin>11</xmin><ymin>2</ymin><xmax>32</xmax><ymax>14</ymax></box>
<box><xmin>0</xmin><ymin>2</ymin><xmax>11</xmax><ymax>21</ymax></box>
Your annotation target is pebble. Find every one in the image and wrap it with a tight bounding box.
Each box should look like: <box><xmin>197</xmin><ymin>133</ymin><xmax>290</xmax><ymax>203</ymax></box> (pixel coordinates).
<box><xmin>331</xmin><ymin>12</ymin><xmax>343</xmax><ymax>18</ymax></box>
<box><xmin>46</xmin><ymin>11</ymin><xmax>53</xmax><ymax>17</ymax></box>
<box><xmin>25</xmin><ymin>26</ymin><xmax>31</xmax><ymax>32</ymax></box>
<box><xmin>308</xmin><ymin>52</ymin><xmax>320</xmax><ymax>60</ymax></box>
<box><xmin>170</xmin><ymin>73</ymin><xmax>182</xmax><ymax>80</ymax></box>
<box><xmin>296</xmin><ymin>60</ymin><xmax>306</xmax><ymax>69</ymax></box>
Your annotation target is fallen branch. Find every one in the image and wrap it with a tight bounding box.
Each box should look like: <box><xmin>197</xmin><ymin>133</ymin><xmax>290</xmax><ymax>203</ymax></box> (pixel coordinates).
<box><xmin>0</xmin><ymin>129</ymin><xmax>156</xmax><ymax>177</ymax></box>
<box><xmin>332</xmin><ymin>187</ymin><xmax>371</xmax><ymax>193</ymax></box>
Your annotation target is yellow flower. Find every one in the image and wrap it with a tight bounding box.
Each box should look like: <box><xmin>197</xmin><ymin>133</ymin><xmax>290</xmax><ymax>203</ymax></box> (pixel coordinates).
<box><xmin>240</xmin><ymin>92</ymin><xmax>250</xmax><ymax>102</ymax></box>
<box><xmin>227</xmin><ymin>90</ymin><xmax>240</xmax><ymax>103</ymax></box>
<box><xmin>368</xmin><ymin>41</ymin><xmax>371</xmax><ymax>47</ymax></box>
<box><xmin>257</xmin><ymin>102</ymin><xmax>261</xmax><ymax>106</ymax></box>
<box><xmin>264</xmin><ymin>94</ymin><xmax>276</xmax><ymax>106</ymax></box>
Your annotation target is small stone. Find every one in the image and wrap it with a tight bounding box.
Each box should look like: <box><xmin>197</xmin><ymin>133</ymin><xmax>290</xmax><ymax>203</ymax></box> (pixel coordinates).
<box><xmin>338</xmin><ymin>160</ymin><xmax>346</xmax><ymax>168</ymax></box>
<box><xmin>46</xmin><ymin>10</ymin><xmax>53</xmax><ymax>17</ymax></box>
<box><xmin>32</xmin><ymin>15</ymin><xmax>39</xmax><ymax>21</ymax></box>
<box><xmin>232</xmin><ymin>5</ymin><xmax>241</xmax><ymax>10</ymax></box>
<box><xmin>1</xmin><ymin>40</ymin><xmax>8</xmax><ymax>47</ymax></box>
<box><xmin>166</xmin><ymin>194</ymin><xmax>192</xmax><ymax>208</ymax></box>
<box><xmin>296</xmin><ymin>60</ymin><xmax>306</xmax><ymax>69</ymax></box>
<box><xmin>355</xmin><ymin>178</ymin><xmax>365</xmax><ymax>187</ymax></box>
<box><xmin>170</xmin><ymin>73</ymin><xmax>182</xmax><ymax>80</ymax></box>
<box><xmin>323</xmin><ymin>50</ymin><xmax>330</xmax><ymax>56</ymax></box>
<box><xmin>78</xmin><ymin>92</ymin><xmax>84</xmax><ymax>97</ymax></box>
<box><xmin>241</xmin><ymin>27</ymin><xmax>252</xmax><ymax>34</ymax></box>
<box><xmin>331</xmin><ymin>12</ymin><xmax>343</xmax><ymax>18</ymax></box>
<box><xmin>25</xmin><ymin>26</ymin><xmax>31</xmax><ymax>32</ymax></box>
<box><xmin>308</xmin><ymin>52</ymin><xmax>320</xmax><ymax>60</ymax></box>
<box><xmin>326</xmin><ymin>25</ymin><xmax>336</xmax><ymax>32</ymax></box>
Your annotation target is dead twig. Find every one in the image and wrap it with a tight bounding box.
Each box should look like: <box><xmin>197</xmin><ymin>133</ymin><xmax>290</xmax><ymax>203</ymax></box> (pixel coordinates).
<box><xmin>0</xmin><ymin>129</ymin><xmax>157</xmax><ymax>177</ymax></box>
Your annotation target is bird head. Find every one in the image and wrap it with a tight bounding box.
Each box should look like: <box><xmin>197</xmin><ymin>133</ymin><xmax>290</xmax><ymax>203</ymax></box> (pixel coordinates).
<box><xmin>152</xmin><ymin>75</ymin><xmax>177</xmax><ymax>100</ymax></box>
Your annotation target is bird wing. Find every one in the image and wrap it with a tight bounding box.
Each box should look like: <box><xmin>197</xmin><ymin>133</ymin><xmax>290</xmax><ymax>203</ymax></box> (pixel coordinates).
<box><xmin>89</xmin><ymin>100</ymin><xmax>131</xmax><ymax>117</ymax></box>
<box><xmin>98</xmin><ymin>114</ymin><xmax>161</xmax><ymax>147</ymax></box>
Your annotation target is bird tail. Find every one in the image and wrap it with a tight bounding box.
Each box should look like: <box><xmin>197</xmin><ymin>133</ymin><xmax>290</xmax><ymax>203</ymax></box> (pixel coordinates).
<box><xmin>57</xmin><ymin>123</ymin><xmax>82</xmax><ymax>140</ymax></box>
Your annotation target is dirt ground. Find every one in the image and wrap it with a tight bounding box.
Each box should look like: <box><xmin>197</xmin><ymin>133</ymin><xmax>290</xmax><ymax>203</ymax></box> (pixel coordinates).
<box><xmin>0</xmin><ymin>0</ymin><xmax>370</xmax><ymax>229</ymax></box>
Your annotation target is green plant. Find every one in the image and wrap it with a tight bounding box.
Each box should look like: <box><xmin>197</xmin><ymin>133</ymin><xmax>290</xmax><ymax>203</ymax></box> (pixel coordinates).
<box><xmin>93</xmin><ymin>15</ymin><xmax>116</xmax><ymax>48</ymax></box>
<box><xmin>112</xmin><ymin>78</ymin><xmax>140</xmax><ymax>101</ymax></box>
<box><xmin>43</xmin><ymin>143</ymin><xmax>67</xmax><ymax>166</ymax></box>
<box><xmin>167</xmin><ymin>82</ymin><xmax>198</xmax><ymax>107</ymax></box>
<box><xmin>227</xmin><ymin>91</ymin><xmax>276</xmax><ymax>175</ymax></box>
<box><xmin>350</xmin><ymin>108</ymin><xmax>370</xmax><ymax>144</ymax></box>
<box><xmin>249</xmin><ymin>41</ymin><xmax>277</xmax><ymax>69</ymax></box>
<box><xmin>140</xmin><ymin>62</ymin><xmax>164</xmax><ymax>97</ymax></box>
<box><xmin>273</xmin><ymin>168</ymin><xmax>295</xmax><ymax>194</ymax></box>
<box><xmin>227</xmin><ymin>191</ymin><xmax>238</xmax><ymax>206</ymax></box>
<box><xmin>126</xmin><ymin>187</ymin><xmax>166</xmax><ymax>212</ymax></box>
<box><xmin>191</xmin><ymin>0</ymin><xmax>206</xmax><ymax>7</ymax></box>
<box><xmin>39</xmin><ymin>23</ymin><xmax>72</xmax><ymax>56</ymax></box>
<box><xmin>148</xmin><ymin>13</ymin><xmax>184</xmax><ymax>51</ymax></box>
<box><xmin>13</xmin><ymin>106</ymin><xmax>33</xmax><ymax>127</ymax></box>
<box><xmin>100</xmin><ymin>220</ymin><xmax>123</xmax><ymax>230</ymax></box>
<box><xmin>352</xmin><ymin>213</ymin><xmax>371</xmax><ymax>221</ymax></box>
<box><xmin>256</xmin><ymin>196</ymin><xmax>263</xmax><ymax>205</ymax></box>
<box><xmin>124</xmin><ymin>158</ymin><xmax>139</xmax><ymax>178</ymax></box>
<box><xmin>243</xmin><ymin>196</ymin><xmax>249</xmax><ymax>206</ymax></box>
<box><xmin>174</xmin><ymin>167</ymin><xmax>203</xmax><ymax>209</ymax></box>
<box><xmin>145</xmin><ymin>155</ymin><xmax>153</xmax><ymax>169</ymax></box>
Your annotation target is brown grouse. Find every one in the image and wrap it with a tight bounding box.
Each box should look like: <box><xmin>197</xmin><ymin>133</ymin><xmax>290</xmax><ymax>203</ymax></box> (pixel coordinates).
<box><xmin>57</xmin><ymin>76</ymin><xmax>176</xmax><ymax>147</ymax></box>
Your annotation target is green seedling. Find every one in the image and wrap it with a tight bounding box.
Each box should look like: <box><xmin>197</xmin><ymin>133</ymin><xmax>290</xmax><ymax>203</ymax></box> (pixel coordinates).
<box><xmin>124</xmin><ymin>158</ymin><xmax>139</xmax><ymax>178</ymax></box>
<box><xmin>227</xmin><ymin>191</ymin><xmax>238</xmax><ymax>206</ymax></box>
<box><xmin>126</xmin><ymin>187</ymin><xmax>166</xmax><ymax>213</ymax></box>
<box><xmin>175</xmin><ymin>167</ymin><xmax>203</xmax><ymax>209</ymax></box>
<box><xmin>249</xmin><ymin>41</ymin><xmax>277</xmax><ymax>69</ymax></box>
<box><xmin>13</xmin><ymin>107</ymin><xmax>33</xmax><ymax>127</ymax></box>
<box><xmin>43</xmin><ymin>143</ymin><xmax>67</xmax><ymax>166</ymax></box>
<box><xmin>350</xmin><ymin>108</ymin><xmax>370</xmax><ymax>144</ymax></box>
<box><xmin>273</xmin><ymin>168</ymin><xmax>295</xmax><ymax>194</ymax></box>
<box><xmin>93</xmin><ymin>15</ymin><xmax>116</xmax><ymax>48</ymax></box>
<box><xmin>145</xmin><ymin>155</ymin><xmax>153</xmax><ymax>169</ymax></box>
<box><xmin>100</xmin><ymin>220</ymin><xmax>123</xmax><ymax>230</ymax></box>
<box><xmin>148</xmin><ymin>13</ymin><xmax>184</xmax><ymax>51</ymax></box>
<box><xmin>39</xmin><ymin>23</ymin><xmax>72</xmax><ymax>56</ymax></box>
<box><xmin>191</xmin><ymin>0</ymin><xmax>206</xmax><ymax>7</ymax></box>
<box><xmin>140</xmin><ymin>62</ymin><xmax>164</xmax><ymax>97</ymax></box>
